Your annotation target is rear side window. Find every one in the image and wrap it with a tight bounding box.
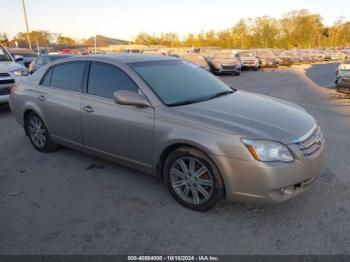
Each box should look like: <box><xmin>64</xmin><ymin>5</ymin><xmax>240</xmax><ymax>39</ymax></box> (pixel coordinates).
<box><xmin>41</xmin><ymin>67</ymin><xmax>52</xmax><ymax>86</ymax></box>
<box><xmin>88</xmin><ymin>62</ymin><xmax>138</xmax><ymax>98</ymax></box>
<box><xmin>50</xmin><ymin>62</ymin><xmax>86</xmax><ymax>92</ymax></box>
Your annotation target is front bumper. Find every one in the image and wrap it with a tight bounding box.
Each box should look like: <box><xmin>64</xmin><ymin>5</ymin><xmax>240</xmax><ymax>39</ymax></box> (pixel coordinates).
<box><xmin>216</xmin><ymin>141</ymin><xmax>325</xmax><ymax>204</ymax></box>
<box><xmin>338</xmin><ymin>77</ymin><xmax>350</xmax><ymax>90</ymax></box>
<box><xmin>213</xmin><ymin>65</ymin><xmax>241</xmax><ymax>74</ymax></box>
<box><xmin>0</xmin><ymin>94</ymin><xmax>9</xmax><ymax>103</ymax></box>
<box><xmin>278</xmin><ymin>59</ymin><xmax>293</xmax><ymax>66</ymax></box>
<box><xmin>260</xmin><ymin>60</ymin><xmax>278</xmax><ymax>67</ymax></box>
<box><xmin>242</xmin><ymin>62</ymin><xmax>259</xmax><ymax>69</ymax></box>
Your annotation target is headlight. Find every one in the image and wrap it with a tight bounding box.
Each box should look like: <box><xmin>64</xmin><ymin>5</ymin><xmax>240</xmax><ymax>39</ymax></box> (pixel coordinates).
<box><xmin>242</xmin><ymin>139</ymin><xmax>294</xmax><ymax>162</ymax></box>
<box><xmin>12</xmin><ymin>68</ymin><xmax>28</xmax><ymax>76</ymax></box>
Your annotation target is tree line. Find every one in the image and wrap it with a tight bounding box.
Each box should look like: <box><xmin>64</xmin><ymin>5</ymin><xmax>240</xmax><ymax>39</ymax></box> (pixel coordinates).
<box><xmin>135</xmin><ymin>10</ymin><xmax>350</xmax><ymax>49</ymax></box>
<box><xmin>1</xmin><ymin>10</ymin><xmax>349</xmax><ymax>49</ymax></box>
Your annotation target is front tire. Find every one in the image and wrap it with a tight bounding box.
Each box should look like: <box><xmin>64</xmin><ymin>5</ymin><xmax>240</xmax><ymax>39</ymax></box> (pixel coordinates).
<box><xmin>164</xmin><ymin>147</ymin><xmax>225</xmax><ymax>211</ymax></box>
<box><xmin>25</xmin><ymin>112</ymin><xmax>58</xmax><ymax>153</ymax></box>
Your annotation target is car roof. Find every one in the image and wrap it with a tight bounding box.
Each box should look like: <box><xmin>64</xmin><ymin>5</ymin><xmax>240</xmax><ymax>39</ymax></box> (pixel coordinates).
<box><xmin>63</xmin><ymin>54</ymin><xmax>178</xmax><ymax>64</ymax></box>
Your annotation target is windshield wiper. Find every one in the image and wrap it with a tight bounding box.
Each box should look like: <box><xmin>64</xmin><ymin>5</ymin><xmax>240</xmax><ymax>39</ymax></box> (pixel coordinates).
<box><xmin>206</xmin><ymin>90</ymin><xmax>235</xmax><ymax>100</ymax></box>
<box><xmin>168</xmin><ymin>97</ymin><xmax>210</xmax><ymax>107</ymax></box>
<box><xmin>168</xmin><ymin>90</ymin><xmax>235</xmax><ymax>107</ymax></box>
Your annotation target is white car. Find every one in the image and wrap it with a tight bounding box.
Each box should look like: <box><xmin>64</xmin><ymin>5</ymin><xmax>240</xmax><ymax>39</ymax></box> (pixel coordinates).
<box><xmin>0</xmin><ymin>45</ymin><xmax>28</xmax><ymax>103</ymax></box>
<box><xmin>335</xmin><ymin>60</ymin><xmax>350</xmax><ymax>85</ymax></box>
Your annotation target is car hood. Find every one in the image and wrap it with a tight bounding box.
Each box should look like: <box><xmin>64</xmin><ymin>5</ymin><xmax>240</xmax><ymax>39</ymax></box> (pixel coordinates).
<box><xmin>212</xmin><ymin>58</ymin><xmax>237</xmax><ymax>64</ymax></box>
<box><xmin>241</xmin><ymin>57</ymin><xmax>257</xmax><ymax>61</ymax></box>
<box><xmin>172</xmin><ymin>91</ymin><xmax>316</xmax><ymax>144</ymax></box>
<box><xmin>0</xmin><ymin>61</ymin><xmax>24</xmax><ymax>73</ymax></box>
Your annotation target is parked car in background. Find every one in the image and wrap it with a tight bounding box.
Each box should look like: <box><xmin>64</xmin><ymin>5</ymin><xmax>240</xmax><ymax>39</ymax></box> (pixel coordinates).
<box><xmin>9</xmin><ymin>48</ymin><xmax>37</xmax><ymax>68</ymax></box>
<box><xmin>0</xmin><ymin>45</ymin><xmax>27</xmax><ymax>103</ymax></box>
<box><xmin>28</xmin><ymin>54</ymin><xmax>72</xmax><ymax>74</ymax></box>
<box><xmin>255</xmin><ymin>49</ymin><xmax>279</xmax><ymax>68</ymax></box>
<box><xmin>10</xmin><ymin>54</ymin><xmax>325</xmax><ymax>211</ymax></box>
<box><xmin>335</xmin><ymin>60</ymin><xmax>350</xmax><ymax>86</ymax></box>
<box><xmin>181</xmin><ymin>53</ymin><xmax>209</xmax><ymax>71</ymax></box>
<box><xmin>336</xmin><ymin>72</ymin><xmax>350</xmax><ymax>94</ymax></box>
<box><xmin>322</xmin><ymin>51</ymin><xmax>339</xmax><ymax>62</ymax></box>
<box><xmin>273</xmin><ymin>50</ymin><xmax>293</xmax><ymax>66</ymax></box>
<box><xmin>298</xmin><ymin>51</ymin><xmax>313</xmax><ymax>64</ymax></box>
<box><xmin>284</xmin><ymin>51</ymin><xmax>303</xmax><ymax>64</ymax></box>
<box><xmin>206</xmin><ymin>52</ymin><xmax>241</xmax><ymax>75</ymax></box>
<box><xmin>142</xmin><ymin>50</ymin><xmax>167</xmax><ymax>56</ymax></box>
<box><xmin>236</xmin><ymin>50</ymin><xmax>259</xmax><ymax>70</ymax></box>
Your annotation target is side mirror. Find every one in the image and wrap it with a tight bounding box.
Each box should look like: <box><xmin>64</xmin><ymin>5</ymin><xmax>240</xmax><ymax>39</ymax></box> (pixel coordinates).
<box><xmin>14</xmin><ymin>55</ymin><xmax>24</xmax><ymax>63</ymax></box>
<box><xmin>113</xmin><ymin>90</ymin><xmax>152</xmax><ymax>108</ymax></box>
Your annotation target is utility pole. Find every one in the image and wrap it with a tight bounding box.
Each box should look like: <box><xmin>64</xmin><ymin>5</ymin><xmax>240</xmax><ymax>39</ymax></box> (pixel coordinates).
<box><xmin>94</xmin><ymin>35</ymin><xmax>97</xmax><ymax>54</ymax></box>
<box><xmin>21</xmin><ymin>0</ymin><xmax>32</xmax><ymax>49</ymax></box>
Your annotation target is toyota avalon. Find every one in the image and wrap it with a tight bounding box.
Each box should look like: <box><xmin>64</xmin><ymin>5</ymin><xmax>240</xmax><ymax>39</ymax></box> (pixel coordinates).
<box><xmin>10</xmin><ymin>54</ymin><xmax>325</xmax><ymax>211</ymax></box>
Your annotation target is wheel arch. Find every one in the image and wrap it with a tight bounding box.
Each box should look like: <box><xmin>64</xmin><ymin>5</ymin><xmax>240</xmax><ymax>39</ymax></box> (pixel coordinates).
<box><xmin>22</xmin><ymin>103</ymin><xmax>47</xmax><ymax>136</ymax></box>
<box><xmin>157</xmin><ymin>141</ymin><xmax>225</xmax><ymax>187</ymax></box>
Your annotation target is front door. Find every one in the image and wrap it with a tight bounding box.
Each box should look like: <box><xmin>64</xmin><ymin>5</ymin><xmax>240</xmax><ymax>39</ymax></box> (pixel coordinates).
<box><xmin>81</xmin><ymin>62</ymin><xmax>154</xmax><ymax>168</ymax></box>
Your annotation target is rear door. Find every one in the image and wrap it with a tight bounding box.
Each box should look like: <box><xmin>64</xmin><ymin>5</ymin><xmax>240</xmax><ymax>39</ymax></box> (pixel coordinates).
<box><xmin>81</xmin><ymin>62</ymin><xmax>154</xmax><ymax>168</ymax></box>
<box><xmin>38</xmin><ymin>61</ymin><xmax>87</xmax><ymax>145</ymax></box>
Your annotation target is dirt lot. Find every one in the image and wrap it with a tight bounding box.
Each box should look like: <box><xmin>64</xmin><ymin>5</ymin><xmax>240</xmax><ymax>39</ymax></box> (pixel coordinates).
<box><xmin>1</xmin><ymin>63</ymin><xmax>350</xmax><ymax>255</ymax></box>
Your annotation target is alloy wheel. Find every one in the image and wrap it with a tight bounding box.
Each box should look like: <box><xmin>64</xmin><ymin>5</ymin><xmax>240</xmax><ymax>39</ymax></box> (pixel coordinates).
<box><xmin>170</xmin><ymin>157</ymin><xmax>214</xmax><ymax>205</ymax></box>
<box><xmin>28</xmin><ymin>116</ymin><xmax>47</xmax><ymax>148</ymax></box>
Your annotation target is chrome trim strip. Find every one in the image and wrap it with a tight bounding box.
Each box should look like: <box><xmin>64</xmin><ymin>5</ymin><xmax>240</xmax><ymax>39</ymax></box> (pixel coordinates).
<box><xmin>300</xmin><ymin>139</ymin><xmax>320</xmax><ymax>150</ymax></box>
<box><xmin>292</xmin><ymin>124</ymin><xmax>317</xmax><ymax>144</ymax></box>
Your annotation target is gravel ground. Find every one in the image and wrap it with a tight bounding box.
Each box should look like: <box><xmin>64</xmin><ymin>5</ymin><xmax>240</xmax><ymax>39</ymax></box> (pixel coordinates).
<box><xmin>1</xmin><ymin>63</ymin><xmax>350</xmax><ymax>255</ymax></box>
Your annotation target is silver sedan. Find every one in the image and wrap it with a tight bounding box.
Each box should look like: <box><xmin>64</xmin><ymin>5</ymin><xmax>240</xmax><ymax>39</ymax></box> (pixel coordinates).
<box><xmin>10</xmin><ymin>54</ymin><xmax>325</xmax><ymax>211</ymax></box>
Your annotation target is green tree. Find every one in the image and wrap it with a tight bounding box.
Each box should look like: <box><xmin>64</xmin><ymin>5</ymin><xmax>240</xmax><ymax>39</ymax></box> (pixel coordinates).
<box><xmin>56</xmin><ymin>34</ymin><xmax>76</xmax><ymax>46</ymax></box>
<box><xmin>13</xmin><ymin>30</ymin><xmax>52</xmax><ymax>47</ymax></box>
<box><xmin>0</xmin><ymin>33</ymin><xmax>9</xmax><ymax>46</ymax></box>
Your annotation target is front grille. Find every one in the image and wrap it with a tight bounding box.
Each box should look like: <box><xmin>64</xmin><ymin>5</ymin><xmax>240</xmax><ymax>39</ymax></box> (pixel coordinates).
<box><xmin>0</xmin><ymin>79</ymin><xmax>15</xmax><ymax>85</ymax></box>
<box><xmin>243</xmin><ymin>61</ymin><xmax>256</xmax><ymax>65</ymax></box>
<box><xmin>295</xmin><ymin>126</ymin><xmax>323</xmax><ymax>156</ymax></box>
<box><xmin>222</xmin><ymin>64</ymin><xmax>237</xmax><ymax>69</ymax></box>
<box><xmin>0</xmin><ymin>87</ymin><xmax>11</xmax><ymax>95</ymax></box>
<box><xmin>0</xmin><ymin>73</ymin><xmax>10</xmax><ymax>77</ymax></box>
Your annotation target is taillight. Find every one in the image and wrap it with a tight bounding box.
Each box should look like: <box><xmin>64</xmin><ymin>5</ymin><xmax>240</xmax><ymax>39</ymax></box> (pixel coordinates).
<box><xmin>10</xmin><ymin>84</ymin><xmax>17</xmax><ymax>94</ymax></box>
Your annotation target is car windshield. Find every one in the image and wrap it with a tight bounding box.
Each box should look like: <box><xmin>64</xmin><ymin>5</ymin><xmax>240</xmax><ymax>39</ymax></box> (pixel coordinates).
<box><xmin>0</xmin><ymin>46</ymin><xmax>12</xmax><ymax>62</ymax></box>
<box><xmin>130</xmin><ymin>60</ymin><xmax>234</xmax><ymax>106</ymax></box>
<box><xmin>239</xmin><ymin>51</ymin><xmax>254</xmax><ymax>57</ymax></box>
<box><xmin>213</xmin><ymin>53</ymin><xmax>232</xmax><ymax>59</ymax></box>
<box><xmin>258</xmin><ymin>51</ymin><xmax>275</xmax><ymax>57</ymax></box>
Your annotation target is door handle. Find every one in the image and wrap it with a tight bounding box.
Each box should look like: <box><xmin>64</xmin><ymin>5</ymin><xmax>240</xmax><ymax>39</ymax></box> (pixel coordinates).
<box><xmin>82</xmin><ymin>105</ymin><xmax>95</xmax><ymax>113</ymax></box>
<box><xmin>38</xmin><ymin>95</ymin><xmax>46</xmax><ymax>101</ymax></box>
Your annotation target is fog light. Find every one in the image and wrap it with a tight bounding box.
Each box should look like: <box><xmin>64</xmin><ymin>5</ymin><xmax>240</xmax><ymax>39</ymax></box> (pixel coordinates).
<box><xmin>280</xmin><ymin>186</ymin><xmax>294</xmax><ymax>195</ymax></box>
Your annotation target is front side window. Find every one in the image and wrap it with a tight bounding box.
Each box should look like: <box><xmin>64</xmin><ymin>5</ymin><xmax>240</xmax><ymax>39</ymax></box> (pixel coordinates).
<box><xmin>88</xmin><ymin>62</ymin><xmax>138</xmax><ymax>99</ymax></box>
<box><xmin>50</xmin><ymin>62</ymin><xmax>86</xmax><ymax>92</ymax></box>
<box><xmin>130</xmin><ymin>60</ymin><xmax>233</xmax><ymax>106</ymax></box>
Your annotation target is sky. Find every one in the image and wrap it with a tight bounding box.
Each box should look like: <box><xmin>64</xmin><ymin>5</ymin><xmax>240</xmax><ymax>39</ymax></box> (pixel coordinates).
<box><xmin>1</xmin><ymin>0</ymin><xmax>349</xmax><ymax>41</ymax></box>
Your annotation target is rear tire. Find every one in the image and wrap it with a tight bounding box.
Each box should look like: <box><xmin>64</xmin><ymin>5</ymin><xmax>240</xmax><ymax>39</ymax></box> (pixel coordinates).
<box><xmin>25</xmin><ymin>112</ymin><xmax>58</xmax><ymax>153</ymax></box>
<box><xmin>164</xmin><ymin>147</ymin><xmax>225</xmax><ymax>211</ymax></box>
